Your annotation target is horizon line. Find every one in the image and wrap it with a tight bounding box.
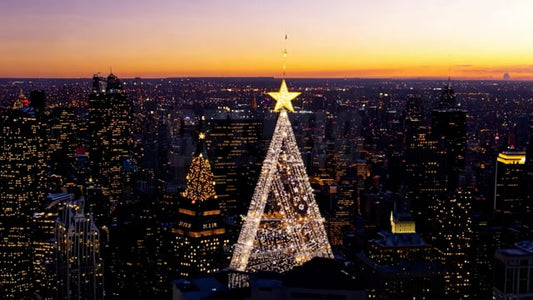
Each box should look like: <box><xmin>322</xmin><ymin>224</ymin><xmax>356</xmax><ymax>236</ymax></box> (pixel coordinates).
<box><xmin>0</xmin><ymin>76</ymin><xmax>527</xmax><ymax>82</ymax></box>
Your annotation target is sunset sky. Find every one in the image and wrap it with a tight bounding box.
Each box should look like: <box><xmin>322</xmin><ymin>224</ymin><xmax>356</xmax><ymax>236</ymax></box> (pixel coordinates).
<box><xmin>2</xmin><ymin>0</ymin><xmax>533</xmax><ymax>79</ymax></box>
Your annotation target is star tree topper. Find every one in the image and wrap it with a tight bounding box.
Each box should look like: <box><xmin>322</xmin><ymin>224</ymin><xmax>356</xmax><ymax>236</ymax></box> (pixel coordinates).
<box><xmin>268</xmin><ymin>80</ymin><xmax>300</xmax><ymax>112</ymax></box>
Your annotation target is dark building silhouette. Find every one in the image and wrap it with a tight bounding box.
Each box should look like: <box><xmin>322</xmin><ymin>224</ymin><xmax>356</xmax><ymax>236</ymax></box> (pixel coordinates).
<box><xmin>430</xmin><ymin>84</ymin><xmax>466</xmax><ymax>191</ymax></box>
<box><xmin>523</xmin><ymin>123</ymin><xmax>533</xmax><ymax>229</ymax></box>
<box><xmin>356</xmin><ymin>209</ymin><xmax>444</xmax><ymax>299</ymax></box>
<box><xmin>206</xmin><ymin>118</ymin><xmax>264</xmax><ymax>219</ymax></box>
<box><xmin>88</xmin><ymin>73</ymin><xmax>134</xmax><ymax>209</ymax></box>
<box><xmin>493</xmin><ymin>241</ymin><xmax>533</xmax><ymax>299</ymax></box>
<box><xmin>404</xmin><ymin>84</ymin><xmax>472</xmax><ymax>297</ymax></box>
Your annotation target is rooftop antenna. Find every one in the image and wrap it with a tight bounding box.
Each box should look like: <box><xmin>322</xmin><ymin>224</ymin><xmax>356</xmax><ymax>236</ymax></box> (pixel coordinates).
<box><xmin>282</xmin><ymin>33</ymin><xmax>288</xmax><ymax>78</ymax></box>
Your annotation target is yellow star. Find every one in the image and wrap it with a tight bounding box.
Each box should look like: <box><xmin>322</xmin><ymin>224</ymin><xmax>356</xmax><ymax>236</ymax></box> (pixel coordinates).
<box><xmin>267</xmin><ymin>80</ymin><xmax>300</xmax><ymax>112</ymax></box>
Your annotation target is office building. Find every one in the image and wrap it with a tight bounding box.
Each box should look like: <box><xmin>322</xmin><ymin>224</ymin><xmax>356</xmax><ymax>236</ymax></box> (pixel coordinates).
<box><xmin>357</xmin><ymin>209</ymin><xmax>444</xmax><ymax>299</ymax></box>
<box><xmin>172</xmin><ymin>127</ymin><xmax>226</xmax><ymax>278</ymax></box>
<box><xmin>493</xmin><ymin>240</ymin><xmax>533</xmax><ymax>299</ymax></box>
<box><xmin>88</xmin><ymin>73</ymin><xmax>133</xmax><ymax>208</ymax></box>
<box><xmin>494</xmin><ymin>151</ymin><xmax>526</xmax><ymax>226</ymax></box>
<box><xmin>0</xmin><ymin>90</ymin><xmax>47</xmax><ymax>298</ymax></box>
<box><xmin>55</xmin><ymin>195</ymin><xmax>104</xmax><ymax>299</ymax></box>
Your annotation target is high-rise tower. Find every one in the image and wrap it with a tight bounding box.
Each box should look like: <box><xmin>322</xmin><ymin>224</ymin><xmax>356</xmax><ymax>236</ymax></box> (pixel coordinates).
<box><xmin>171</xmin><ymin>123</ymin><xmax>226</xmax><ymax>278</ymax></box>
<box><xmin>494</xmin><ymin>150</ymin><xmax>526</xmax><ymax>226</ymax></box>
<box><xmin>430</xmin><ymin>85</ymin><xmax>466</xmax><ymax>191</ymax></box>
<box><xmin>55</xmin><ymin>195</ymin><xmax>104</xmax><ymax>299</ymax></box>
<box><xmin>229</xmin><ymin>80</ymin><xmax>333</xmax><ymax>285</ymax></box>
<box><xmin>0</xmin><ymin>90</ymin><xmax>47</xmax><ymax>298</ymax></box>
<box><xmin>206</xmin><ymin>118</ymin><xmax>264</xmax><ymax>219</ymax></box>
<box><xmin>88</xmin><ymin>73</ymin><xmax>133</xmax><ymax>209</ymax></box>
<box><xmin>429</xmin><ymin>83</ymin><xmax>472</xmax><ymax>297</ymax></box>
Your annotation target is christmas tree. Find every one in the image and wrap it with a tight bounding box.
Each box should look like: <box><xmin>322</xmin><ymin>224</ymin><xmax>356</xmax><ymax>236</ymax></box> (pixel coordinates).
<box><xmin>173</xmin><ymin>127</ymin><xmax>226</xmax><ymax>277</ymax></box>
<box><xmin>229</xmin><ymin>80</ymin><xmax>333</xmax><ymax>281</ymax></box>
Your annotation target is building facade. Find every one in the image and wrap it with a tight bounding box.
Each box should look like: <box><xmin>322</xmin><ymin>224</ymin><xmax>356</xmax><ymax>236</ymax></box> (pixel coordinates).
<box><xmin>55</xmin><ymin>196</ymin><xmax>104</xmax><ymax>299</ymax></box>
<box><xmin>0</xmin><ymin>91</ymin><xmax>47</xmax><ymax>298</ymax></box>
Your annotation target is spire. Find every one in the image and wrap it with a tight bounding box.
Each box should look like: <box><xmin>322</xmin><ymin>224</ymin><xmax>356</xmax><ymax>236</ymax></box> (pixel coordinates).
<box><xmin>194</xmin><ymin>116</ymin><xmax>209</xmax><ymax>158</ymax></box>
<box><xmin>439</xmin><ymin>79</ymin><xmax>457</xmax><ymax>109</ymax></box>
<box><xmin>18</xmin><ymin>89</ymin><xmax>26</xmax><ymax>100</ymax></box>
<box><xmin>268</xmin><ymin>34</ymin><xmax>300</xmax><ymax>113</ymax></box>
<box><xmin>282</xmin><ymin>33</ymin><xmax>288</xmax><ymax>78</ymax></box>
<box><xmin>106</xmin><ymin>72</ymin><xmax>122</xmax><ymax>92</ymax></box>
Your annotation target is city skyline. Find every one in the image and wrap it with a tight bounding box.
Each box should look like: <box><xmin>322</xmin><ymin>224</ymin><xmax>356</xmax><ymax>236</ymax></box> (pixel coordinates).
<box><xmin>2</xmin><ymin>0</ymin><xmax>533</xmax><ymax>79</ymax></box>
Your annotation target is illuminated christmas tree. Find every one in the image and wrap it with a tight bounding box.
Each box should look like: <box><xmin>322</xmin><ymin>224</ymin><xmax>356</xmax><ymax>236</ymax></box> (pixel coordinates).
<box><xmin>172</xmin><ymin>126</ymin><xmax>226</xmax><ymax>278</ymax></box>
<box><xmin>229</xmin><ymin>80</ymin><xmax>333</xmax><ymax>282</ymax></box>
<box><xmin>182</xmin><ymin>131</ymin><xmax>217</xmax><ymax>204</ymax></box>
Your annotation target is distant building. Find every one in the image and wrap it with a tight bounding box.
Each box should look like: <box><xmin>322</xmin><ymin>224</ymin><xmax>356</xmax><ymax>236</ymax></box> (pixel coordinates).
<box><xmin>55</xmin><ymin>195</ymin><xmax>104</xmax><ymax>299</ymax></box>
<box><xmin>493</xmin><ymin>241</ymin><xmax>533</xmax><ymax>299</ymax></box>
<box><xmin>328</xmin><ymin>175</ymin><xmax>356</xmax><ymax>246</ymax></box>
<box><xmin>503</xmin><ymin>73</ymin><xmax>511</xmax><ymax>81</ymax></box>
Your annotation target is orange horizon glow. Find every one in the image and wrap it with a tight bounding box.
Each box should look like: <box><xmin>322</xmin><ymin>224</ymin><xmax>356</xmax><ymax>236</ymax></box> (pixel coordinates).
<box><xmin>2</xmin><ymin>0</ymin><xmax>533</xmax><ymax>80</ymax></box>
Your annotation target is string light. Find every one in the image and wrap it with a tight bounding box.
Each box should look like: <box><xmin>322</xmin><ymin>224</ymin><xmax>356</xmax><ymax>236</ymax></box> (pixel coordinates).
<box><xmin>182</xmin><ymin>133</ymin><xmax>217</xmax><ymax>204</ymax></box>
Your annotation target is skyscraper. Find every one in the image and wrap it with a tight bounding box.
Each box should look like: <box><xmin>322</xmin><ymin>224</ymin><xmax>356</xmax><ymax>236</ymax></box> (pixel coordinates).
<box><xmin>206</xmin><ymin>118</ymin><xmax>264</xmax><ymax>219</ymax></box>
<box><xmin>88</xmin><ymin>73</ymin><xmax>133</xmax><ymax>208</ymax></box>
<box><xmin>33</xmin><ymin>193</ymin><xmax>70</xmax><ymax>299</ymax></box>
<box><xmin>494</xmin><ymin>150</ymin><xmax>526</xmax><ymax>227</ymax></box>
<box><xmin>428</xmin><ymin>84</ymin><xmax>472</xmax><ymax>297</ymax></box>
<box><xmin>171</xmin><ymin>125</ymin><xmax>226</xmax><ymax>278</ymax></box>
<box><xmin>403</xmin><ymin>94</ymin><xmax>442</xmax><ymax>234</ymax></box>
<box><xmin>328</xmin><ymin>175</ymin><xmax>356</xmax><ymax>246</ymax></box>
<box><xmin>404</xmin><ymin>84</ymin><xmax>472</xmax><ymax>297</ymax></box>
<box><xmin>524</xmin><ymin>123</ymin><xmax>533</xmax><ymax>228</ymax></box>
<box><xmin>356</xmin><ymin>209</ymin><xmax>444</xmax><ymax>299</ymax></box>
<box><xmin>430</xmin><ymin>84</ymin><xmax>467</xmax><ymax>191</ymax></box>
<box><xmin>432</xmin><ymin>189</ymin><xmax>474</xmax><ymax>297</ymax></box>
<box><xmin>55</xmin><ymin>195</ymin><xmax>104</xmax><ymax>299</ymax></box>
<box><xmin>229</xmin><ymin>80</ymin><xmax>333</xmax><ymax>286</ymax></box>
<box><xmin>0</xmin><ymin>90</ymin><xmax>47</xmax><ymax>298</ymax></box>
<box><xmin>493</xmin><ymin>240</ymin><xmax>533</xmax><ymax>299</ymax></box>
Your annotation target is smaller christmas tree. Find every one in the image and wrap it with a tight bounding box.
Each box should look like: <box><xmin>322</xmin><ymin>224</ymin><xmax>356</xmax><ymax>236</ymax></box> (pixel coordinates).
<box><xmin>182</xmin><ymin>132</ymin><xmax>217</xmax><ymax>204</ymax></box>
<box><xmin>171</xmin><ymin>122</ymin><xmax>226</xmax><ymax>278</ymax></box>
